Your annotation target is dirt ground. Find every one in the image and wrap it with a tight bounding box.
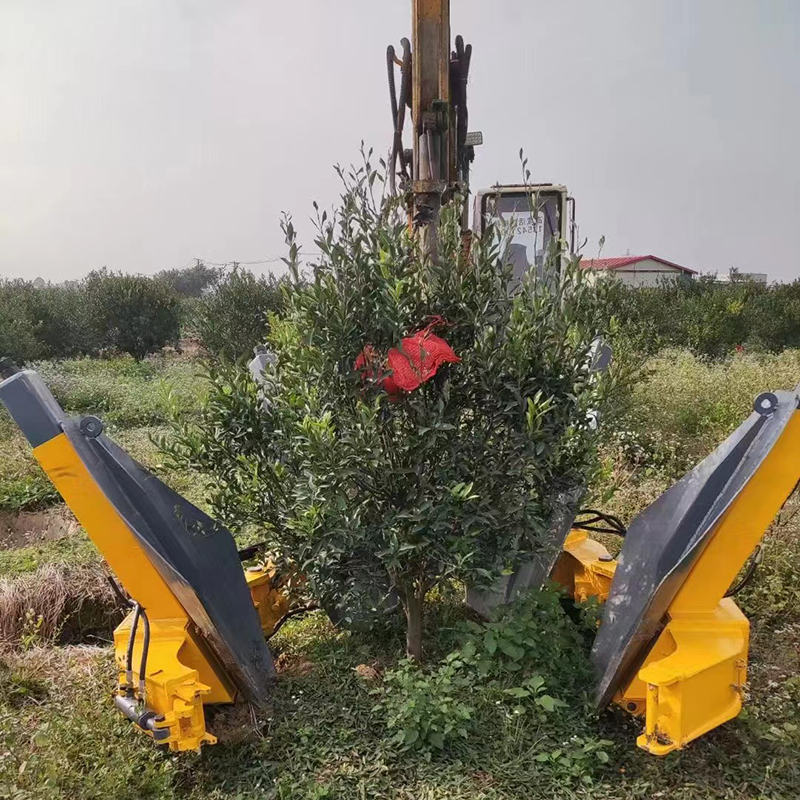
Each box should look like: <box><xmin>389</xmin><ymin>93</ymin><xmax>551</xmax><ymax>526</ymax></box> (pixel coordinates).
<box><xmin>0</xmin><ymin>507</ymin><xmax>79</xmax><ymax>550</ymax></box>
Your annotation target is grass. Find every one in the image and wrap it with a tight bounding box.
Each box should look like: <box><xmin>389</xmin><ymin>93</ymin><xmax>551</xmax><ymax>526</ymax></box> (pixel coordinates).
<box><xmin>0</xmin><ymin>530</ymin><xmax>98</xmax><ymax>577</ymax></box>
<box><xmin>1</xmin><ymin>594</ymin><xmax>798</xmax><ymax>799</ymax></box>
<box><xmin>593</xmin><ymin>347</ymin><xmax>800</xmax><ymax>521</ymax></box>
<box><xmin>0</xmin><ymin>348</ymin><xmax>799</xmax><ymax>798</ymax></box>
<box><xmin>0</xmin><ymin>353</ymin><xmax>208</xmax><ymax>517</ymax></box>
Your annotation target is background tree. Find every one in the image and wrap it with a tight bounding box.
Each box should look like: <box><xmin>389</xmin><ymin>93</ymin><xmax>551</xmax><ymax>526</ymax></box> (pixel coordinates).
<box><xmin>85</xmin><ymin>269</ymin><xmax>181</xmax><ymax>360</ymax></box>
<box><xmin>155</xmin><ymin>263</ymin><xmax>222</xmax><ymax>298</ymax></box>
<box><xmin>0</xmin><ymin>280</ymin><xmax>46</xmax><ymax>364</ymax></box>
<box><xmin>195</xmin><ymin>267</ymin><xmax>288</xmax><ymax>361</ymax></box>
<box><xmin>162</xmin><ymin>160</ymin><xmax>620</xmax><ymax>660</ymax></box>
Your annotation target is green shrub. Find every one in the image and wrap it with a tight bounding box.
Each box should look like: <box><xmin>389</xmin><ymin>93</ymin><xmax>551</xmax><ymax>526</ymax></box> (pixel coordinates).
<box><xmin>161</xmin><ymin>157</ymin><xmax>622</xmax><ymax>660</ymax></box>
<box><xmin>0</xmin><ymin>275</ymin><xmax>182</xmax><ymax>363</ymax></box>
<box><xmin>31</xmin><ymin>283</ymin><xmax>101</xmax><ymax>358</ymax></box>
<box><xmin>84</xmin><ymin>269</ymin><xmax>181</xmax><ymax>360</ymax></box>
<box><xmin>0</xmin><ymin>279</ymin><xmax>101</xmax><ymax>363</ymax></box>
<box><xmin>607</xmin><ymin>275</ymin><xmax>800</xmax><ymax>358</ymax></box>
<box><xmin>378</xmin><ymin>655</ymin><xmax>474</xmax><ymax>753</ymax></box>
<box><xmin>155</xmin><ymin>262</ymin><xmax>222</xmax><ymax>298</ymax></box>
<box><xmin>0</xmin><ymin>280</ymin><xmax>49</xmax><ymax>363</ymax></box>
<box><xmin>196</xmin><ymin>266</ymin><xmax>287</xmax><ymax>360</ymax></box>
<box><xmin>376</xmin><ymin>588</ymin><xmax>612</xmax><ymax>777</ymax></box>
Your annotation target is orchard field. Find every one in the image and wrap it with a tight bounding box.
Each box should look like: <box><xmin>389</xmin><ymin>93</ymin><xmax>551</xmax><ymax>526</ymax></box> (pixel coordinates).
<box><xmin>0</xmin><ymin>345</ymin><xmax>798</xmax><ymax>800</ymax></box>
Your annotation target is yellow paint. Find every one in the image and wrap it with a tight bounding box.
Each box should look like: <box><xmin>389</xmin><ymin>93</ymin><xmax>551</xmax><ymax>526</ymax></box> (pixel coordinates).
<box><xmin>551</xmin><ymin>529</ymin><xmax>616</xmax><ymax>603</ymax></box>
<box><xmin>555</xmin><ymin>405</ymin><xmax>800</xmax><ymax>755</ymax></box>
<box><xmin>245</xmin><ymin>563</ymin><xmax>292</xmax><ymax>634</ymax></box>
<box><xmin>33</xmin><ymin>432</ymin><xmax>235</xmax><ymax>751</ymax></box>
<box><xmin>629</xmin><ymin>408</ymin><xmax>800</xmax><ymax>755</ymax></box>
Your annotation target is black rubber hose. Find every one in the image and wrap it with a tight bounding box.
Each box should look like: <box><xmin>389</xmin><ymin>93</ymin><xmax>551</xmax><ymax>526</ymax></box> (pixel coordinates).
<box><xmin>138</xmin><ymin>608</ymin><xmax>151</xmax><ymax>704</ymax></box>
<box><xmin>397</xmin><ymin>38</ymin><xmax>411</xmax><ymax>175</ymax></box>
<box><xmin>386</xmin><ymin>45</ymin><xmax>399</xmax><ymax>194</ymax></box>
<box><xmin>125</xmin><ymin>603</ymin><xmax>142</xmax><ymax>693</ymax></box>
<box><xmin>107</xmin><ymin>575</ymin><xmax>135</xmax><ymax>608</ymax></box>
<box><xmin>386</xmin><ymin>45</ymin><xmax>399</xmax><ymax>127</ymax></box>
<box><xmin>724</xmin><ymin>546</ymin><xmax>762</xmax><ymax>597</ymax></box>
<box><xmin>573</xmin><ymin>509</ymin><xmax>627</xmax><ymax>537</ymax></box>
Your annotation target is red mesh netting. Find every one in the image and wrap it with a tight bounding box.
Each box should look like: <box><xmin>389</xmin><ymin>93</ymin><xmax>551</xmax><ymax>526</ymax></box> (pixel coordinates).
<box><xmin>355</xmin><ymin>320</ymin><xmax>460</xmax><ymax>397</ymax></box>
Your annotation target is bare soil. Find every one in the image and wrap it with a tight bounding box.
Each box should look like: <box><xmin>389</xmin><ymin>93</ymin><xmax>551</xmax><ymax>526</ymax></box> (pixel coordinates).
<box><xmin>0</xmin><ymin>507</ymin><xmax>79</xmax><ymax>550</ymax></box>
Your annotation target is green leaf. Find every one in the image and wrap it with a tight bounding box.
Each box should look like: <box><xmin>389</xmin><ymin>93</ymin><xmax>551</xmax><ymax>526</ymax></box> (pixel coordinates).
<box><xmin>403</xmin><ymin>727</ymin><xmax>419</xmax><ymax>745</ymax></box>
<box><xmin>528</xmin><ymin>674</ymin><xmax>545</xmax><ymax>691</ymax></box>
<box><xmin>536</xmin><ymin>695</ymin><xmax>557</xmax><ymax>712</ymax></box>
<box><xmin>497</xmin><ymin>639</ymin><xmax>525</xmax><ymax>661</ymax></box>
<box><xmin>428</xmin><ymin>731</ymin><xmax>445</xmax><ymax>749</ymax></box>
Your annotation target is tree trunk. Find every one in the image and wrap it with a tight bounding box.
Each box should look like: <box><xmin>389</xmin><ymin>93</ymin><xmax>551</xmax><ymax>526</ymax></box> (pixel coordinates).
<box><xmin>403</xmin><ymin>589</ymin><xmax>424</xmax><ymax>662</ymax></box>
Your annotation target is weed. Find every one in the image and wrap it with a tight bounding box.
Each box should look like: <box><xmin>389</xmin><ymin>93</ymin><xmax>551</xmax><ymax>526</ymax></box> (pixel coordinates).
<box><xmin>378</xmin><ymin>656</ymin><xmax>474</xmax><ymax>754</ymax></box>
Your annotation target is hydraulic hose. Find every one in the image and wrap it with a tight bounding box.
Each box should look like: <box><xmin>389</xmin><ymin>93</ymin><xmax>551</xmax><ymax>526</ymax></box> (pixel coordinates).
<box><xmin>125</xmin><ymin>603</ymin><xmax>142</xmax><ymax>693</ymax></box>
<box><xmin>386</xmin><ymin>45</ymin><xmax>399</xmax><ymax>195</ymax></box>
<box><xmin>138</xmin><ymin>608</ymin><xmax>151</xmax><ymax>705</ymax></box>
<box><xmin>397</xmin><ymin>38</ymin><xmax>411</xmax><ymax>175</ymax></box>
<box><xmin>573</xmin><ymin>509</ymin><xmax>627</xmax><ymax>537</ymax></box>
<box><xmin>724</xmin><ymin>546</ymin><xmax>762</xmax><ymax>597</ymax></box>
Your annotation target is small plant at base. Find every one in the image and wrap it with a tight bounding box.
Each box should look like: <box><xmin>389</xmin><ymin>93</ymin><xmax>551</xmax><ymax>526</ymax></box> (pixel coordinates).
<box><xmin>377</xmin><ymin>655</ymin><xmax>474</xmax><ymax>755</ymax></box>
<box><xmin>460</xmin><ymin>588</ymin><xmax>594</xmax><ymax>689</ymax></box>
<box><xmin>20</xmin><ymin>607</ymin><xmax>44</xmax><ymax>650</ymax></box>
<box><xmin>532</xmin><ymin>736</ymin><xmax>614</xmax><ymax>784</ymax></box>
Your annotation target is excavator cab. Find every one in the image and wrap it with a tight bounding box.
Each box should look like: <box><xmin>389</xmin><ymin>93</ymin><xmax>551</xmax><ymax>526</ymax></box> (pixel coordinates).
<box><xmin>472</xmin><ymin>184</ymin><xmax>578</xmax><ymax>278</ymax></box>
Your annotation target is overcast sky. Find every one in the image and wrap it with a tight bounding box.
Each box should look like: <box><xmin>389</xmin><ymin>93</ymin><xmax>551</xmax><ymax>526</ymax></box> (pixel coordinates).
<box><xmin>2</xmin><ymin>1</ymin><xmax>798</xmax><ymax>282</ymax></box>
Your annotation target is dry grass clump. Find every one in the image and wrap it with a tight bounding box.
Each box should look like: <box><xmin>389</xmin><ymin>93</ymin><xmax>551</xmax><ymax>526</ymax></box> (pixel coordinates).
<box><xmin>0</xmin><ymin>563</ymin><xmax>120</xmax><ymax>646</ymax></box>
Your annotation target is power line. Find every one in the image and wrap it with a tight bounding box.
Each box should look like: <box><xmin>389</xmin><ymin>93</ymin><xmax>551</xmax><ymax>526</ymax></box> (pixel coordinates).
<box><xmin>194</xmin><ymin>256</ymin><xmax>285</xmax><ymax>268</ymax></box>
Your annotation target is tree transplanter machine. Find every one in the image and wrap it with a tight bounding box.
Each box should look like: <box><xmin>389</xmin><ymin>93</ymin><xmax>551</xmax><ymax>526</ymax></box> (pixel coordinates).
<box><xmin>1</xmin><ymin>0</ymin><xmax>798</xmax><ymax>757</ymax></box>
<box><xmin>1</xmin><ymin>363</ymin><xmax>798</xmax><ymax>755</ymax></box>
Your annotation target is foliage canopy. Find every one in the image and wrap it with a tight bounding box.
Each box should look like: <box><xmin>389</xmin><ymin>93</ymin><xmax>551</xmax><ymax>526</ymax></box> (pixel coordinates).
<box><xmin>162</xmin><ymin>157</ymin><xmax>619</xmax><ymax>657</ymax></box>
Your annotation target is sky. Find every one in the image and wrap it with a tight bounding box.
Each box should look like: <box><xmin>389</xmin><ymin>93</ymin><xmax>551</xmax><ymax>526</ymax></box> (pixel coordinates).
<box><xmin>1</xmin><ymin>0</ymin><xmax>799</xmax><ymax>283</ymax></box>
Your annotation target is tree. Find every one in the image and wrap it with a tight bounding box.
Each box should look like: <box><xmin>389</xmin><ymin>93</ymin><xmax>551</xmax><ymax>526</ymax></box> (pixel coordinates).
<box><xmin>196</xmin><ymin>267</ymin><xmax>287</xmax><ymax>361</ymax></box>
<box><xmin>0</xmin><ymin>280</ymin><xmax>46</xmax><ymax>364</ymax></box>
<box><xmin>162</xmin><ymin>158</ymin><xmax>619</xmax><ymax>660</ymax></box>
<box><xmin>155</xmin><ymin>263</ymin><xmax>222</xmax><ymax>298</ymax></box>
<box><xmin>85</xmin><ymin>269</ymin><xmax>181</xmax><ymax>360</ymax></box>
<box><xmin>32</xmin><ymin>282</ymin><xmax>101</xmax><ymax>358</ymax></box>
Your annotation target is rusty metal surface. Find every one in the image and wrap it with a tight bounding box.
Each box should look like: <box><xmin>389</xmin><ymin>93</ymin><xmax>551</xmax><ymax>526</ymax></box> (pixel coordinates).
<box><xmin>412</xmin><ymin>0</ymin><xmax>450</xmax><ymax>140</ymax></box>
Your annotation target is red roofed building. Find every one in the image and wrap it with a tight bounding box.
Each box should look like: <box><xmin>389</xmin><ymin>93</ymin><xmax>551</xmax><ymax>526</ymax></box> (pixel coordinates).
<box><xmin>580</xmin><ymin>255</ymin><xmax>696</xmax><ymax>288</ymax></box>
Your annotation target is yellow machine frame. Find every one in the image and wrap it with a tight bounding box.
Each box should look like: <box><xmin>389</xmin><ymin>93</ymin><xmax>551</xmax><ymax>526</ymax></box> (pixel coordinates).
<box><xmin>553</xmin><ymin>407</ymin><xmax>800</xmax><ymax>755</ymax></box>
<box><xmin>29</xmin><ymin>396</ymin><xmax>800</xmax><ymax>755</ymax></box>
<box><xmin>33</xmin><ymin>432</ymin><xmax>234</xmax><ymax>750</ymax></box>
<box><xmin>31</xmin><ymin>432</ymin><xmax>290</xmax><ymax>751</ymax></box>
